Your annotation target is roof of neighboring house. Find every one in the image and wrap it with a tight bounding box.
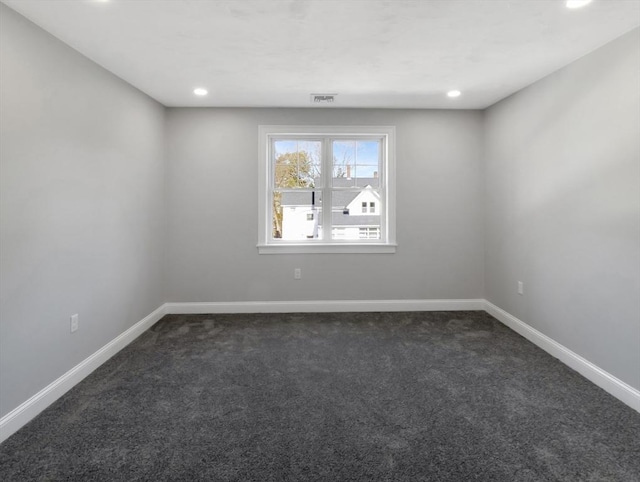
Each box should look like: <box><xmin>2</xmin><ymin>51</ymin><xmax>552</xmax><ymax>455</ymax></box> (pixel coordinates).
<box><xmin>331</xmin><ymin>212</ymin><xmax>380</xmax><ymax>226</ymax></box>
<box><xmin>280</xmin><ymin>179</ymin><xmax>382</xmax><ymax>229</ymax></box>
<box><xmin>280</xmin><ymin>191</ymin><xmax>316</xmax><ymax>206</ymax></box>
<box><xmin>281</xmin><ymin>177</ymin><xmax>379</xmax><ymax>208</ymax></box>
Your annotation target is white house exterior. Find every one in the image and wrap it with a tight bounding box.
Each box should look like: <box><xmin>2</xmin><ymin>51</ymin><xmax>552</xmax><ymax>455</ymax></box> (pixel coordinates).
<box><xmin>281</xmin><ymin>204</ymin><xmax>320</xmax><ymax>240</ymax></box>
<box><xmin>280</xmin><ymin>177</ymin><xmax>381</xmax><ymax>241</ymax></box>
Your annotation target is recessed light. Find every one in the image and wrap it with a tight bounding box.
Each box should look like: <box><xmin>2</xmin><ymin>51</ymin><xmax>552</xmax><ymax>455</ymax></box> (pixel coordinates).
<box><xmin>566</xmin><ymin>0</ymin><xmax>592</xmax><ymax>9</ymax></box>
<box><xmin>193</xmin><ymin>88</ymin><xmax>208</xmax><ymax>96</ymax></box>
<box><xmin>447</xmin><ymin>90</ymin><xmax>462</xmax><ymax>98</ymax></box>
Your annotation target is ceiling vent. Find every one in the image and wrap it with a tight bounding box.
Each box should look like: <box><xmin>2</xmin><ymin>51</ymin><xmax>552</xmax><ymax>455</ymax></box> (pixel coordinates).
<box><xmin>311</xmin><ymin>93</ymin><xmax>337</xmax><ymax>104</ymax></box>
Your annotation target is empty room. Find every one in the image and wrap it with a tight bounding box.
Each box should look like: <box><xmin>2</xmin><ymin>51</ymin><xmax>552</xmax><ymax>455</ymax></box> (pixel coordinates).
<box><xmin>1</xmin><ymin>0</ymin><xmax>639</xmax><ymax>480</ymax></box>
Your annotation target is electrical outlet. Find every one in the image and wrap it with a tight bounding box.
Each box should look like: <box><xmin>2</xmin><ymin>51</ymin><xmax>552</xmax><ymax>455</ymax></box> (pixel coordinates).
<box><xmin>70</xmin><ymin>314</ymin><xmax>79</xmax><ymax>333</ymax></box>
<box><xmin>294</xmin><ymin>268</ymin><xmax>301</xmax><ymax>280</ymax></box>
<box><xmin>517</xmin><ymin>281</ymin><xmax>524</xmax><ymax>295</ymax></box>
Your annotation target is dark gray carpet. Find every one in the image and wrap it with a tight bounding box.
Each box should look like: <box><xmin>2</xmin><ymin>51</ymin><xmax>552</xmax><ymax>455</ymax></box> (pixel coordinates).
<box><xmin>1</xmin><ymin>311</ymin><xmax>639</xmax><ymax>481</ymax></box>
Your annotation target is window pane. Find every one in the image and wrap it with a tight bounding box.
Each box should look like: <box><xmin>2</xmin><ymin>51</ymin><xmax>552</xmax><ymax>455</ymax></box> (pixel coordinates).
<box><xmin>273</xmin><ymin>190</ymin><xmax>322</xmax><ymax>240</ymax></box>
<box><xmin>331</xmin><ymin>188</ymin><xmax>381</xmax><ymax>240</ymax></box>
<box><xmin>273</xmin><ymin>140</ymin><xmax>322</xmax><ymax>189</ymax></box>
<box><xmin>332</xmin><ymin>140</ymin><xmax>380</xmax><ymax>188</ymax></box>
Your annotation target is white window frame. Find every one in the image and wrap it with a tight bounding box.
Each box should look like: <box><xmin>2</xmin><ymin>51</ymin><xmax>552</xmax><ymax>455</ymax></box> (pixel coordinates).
<box><xmin>258</xmin><ymin>125</ymin><xmax>396</xmax><ymax>254</ymax></box>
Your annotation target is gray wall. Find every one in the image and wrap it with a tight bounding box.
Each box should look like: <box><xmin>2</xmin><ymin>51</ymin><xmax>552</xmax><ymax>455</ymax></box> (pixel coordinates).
<box><xmin>165</xmin><ymin>108</ymin><xmax>484</xmax><ymax>302</ymax></box>
<box><xmin>484</xmin><ymin>28</ymin><xmax>640</xmax><ymax>390</ymax></box>
<box><xmin>0</xmin><ymin>5</ymin><xmax>166</xmax><ymax>417</ymax></box>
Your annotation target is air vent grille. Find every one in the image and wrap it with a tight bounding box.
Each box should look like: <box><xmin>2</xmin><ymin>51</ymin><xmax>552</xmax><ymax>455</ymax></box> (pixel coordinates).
<box><xmin>310</xmin><ymin>93</ymin><xmax>337</xmax><ymax>104</ymax></box>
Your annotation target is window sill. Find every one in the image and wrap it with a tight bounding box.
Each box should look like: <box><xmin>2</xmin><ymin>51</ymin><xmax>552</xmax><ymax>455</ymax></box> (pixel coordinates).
<box><xmin>257</xmin><ymin>243</ymin><xmax>397</xmax><ymax>255</ymax></box>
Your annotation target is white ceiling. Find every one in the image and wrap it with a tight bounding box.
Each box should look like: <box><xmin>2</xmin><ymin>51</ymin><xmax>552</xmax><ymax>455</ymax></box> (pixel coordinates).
<box><xmin>3</xmin><ymin>0</ymin><xmax>639</xmax><ymax>109</ymax></box>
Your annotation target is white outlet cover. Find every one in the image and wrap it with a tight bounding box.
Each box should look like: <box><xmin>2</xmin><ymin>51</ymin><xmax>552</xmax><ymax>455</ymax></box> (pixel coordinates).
<box><xmin>70</xmin><ymin>314</ymin><xmax>79</xmax><ymax>333</ymax></box>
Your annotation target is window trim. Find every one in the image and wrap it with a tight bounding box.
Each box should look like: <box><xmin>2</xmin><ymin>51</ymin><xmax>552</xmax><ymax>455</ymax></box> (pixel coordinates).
<box><xmin>258</xmin><ymin>125</ymin><xmax>396</xmax><ymax>254</ymax></box>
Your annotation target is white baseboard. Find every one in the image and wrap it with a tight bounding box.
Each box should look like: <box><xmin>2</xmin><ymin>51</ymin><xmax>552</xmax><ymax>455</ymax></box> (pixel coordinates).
<box><xmin>484</xmin><ymin>301</ymin><xmax>640</xmax><ymax>414</ymax></box>
<box><xmin>164</xmin><ymin>298</ymin><xmax>486</xmax><ymax>314</ymax></box>
<box><xmin>0</xmin><ymin>304</ymin><xmax>167</xmax><ymax>444</ymax></box>
<box><xmin>3</xmin><ymin>299</ymin><xmax>637</xmax><ymax>445</ymax></box>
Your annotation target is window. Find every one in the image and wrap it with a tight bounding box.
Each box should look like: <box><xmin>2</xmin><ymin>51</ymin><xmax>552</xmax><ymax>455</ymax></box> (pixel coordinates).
<box><xmin>359</xmin><ymin>227</ymin><xmax>380</xmax><ymax>239</ymax></box>
<box><xmin>258</xmin><ymin>125</ymin><xmax>396</xmax><ymax>254</ymax></box>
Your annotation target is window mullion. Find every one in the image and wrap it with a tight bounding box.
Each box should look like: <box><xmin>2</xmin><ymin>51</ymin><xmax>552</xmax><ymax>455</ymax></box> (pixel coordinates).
<box><xmin>322</xmin><ymin>138</ymin><xmax>332</xmax><ymax>242</ymax></box>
